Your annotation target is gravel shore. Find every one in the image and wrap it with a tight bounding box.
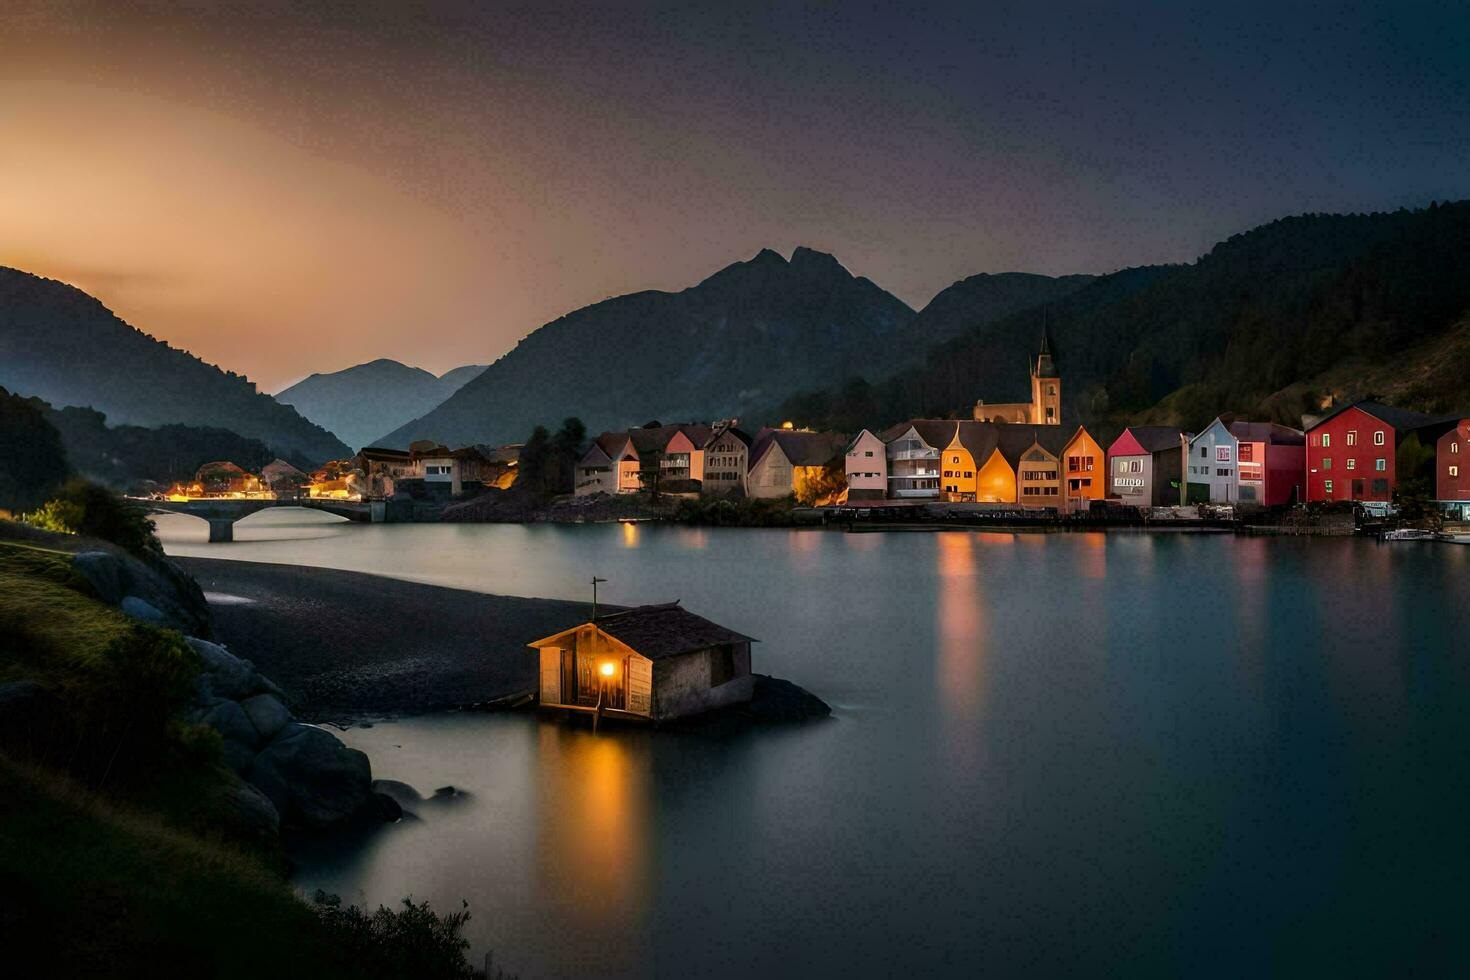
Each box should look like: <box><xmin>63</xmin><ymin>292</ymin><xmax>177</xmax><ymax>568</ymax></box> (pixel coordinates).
<box><xmin>178</xmin><ymin>558</ymin><xmax>595</xmax><ymax>722</ymax></box>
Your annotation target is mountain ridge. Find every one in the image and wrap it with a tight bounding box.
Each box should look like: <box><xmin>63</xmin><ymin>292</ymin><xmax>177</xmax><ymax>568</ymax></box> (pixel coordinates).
<box><xmin>0</xmin><ymin>267</ymin><xmax>349</xmax><ymax>464</ymax></box>
<box><xmin>275</xmin><ymin>358</ymin><xmax>487</xmax><ymax>450</ymax></box>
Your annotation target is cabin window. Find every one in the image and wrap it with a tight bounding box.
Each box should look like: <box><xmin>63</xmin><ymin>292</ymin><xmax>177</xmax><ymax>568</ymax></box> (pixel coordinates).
<box><xmin>1347</xmin><ymin>431</ymin><xmax>1357</xmax><ymax>446</ymax></box>
<box><xmin>1374</xmin><ymin>431</ymin><xmax>1386</xmax><ymax>446</ymax></box>
<box><xmin>710</xmin><ymin>646</ymin><xmax>736</xmax><ymax>686</ymax></box>
<box><xmin>1375</xmin><ymin>458</ymin><xmax>1386</xmax><ymax>471</ymax></box>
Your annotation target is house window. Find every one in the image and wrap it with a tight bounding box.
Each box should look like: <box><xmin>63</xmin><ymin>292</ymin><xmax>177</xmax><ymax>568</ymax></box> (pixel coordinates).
<box><xmin>1322</xmin><ymin>457</ymin><xmax>1331</xmax><ymax>470</ymax></box>
<box><xmin>1347</xmin><ymin>431</ymin><xmax>1357</xmax><ymax>446</ymax></box>
<box><xmin>1451</xmin><ymin>466</ymin><xmax>1460</xmax><ymax>478</ymax></box>
<box><xmin>1216</xmin><ymin>468</ymin><xmax>1230</xmax><ymax>477</ymax></box>
<box><xmin>964</xmin><ymin>471</ymin><xmax>973</xmax><ymax>478</ymax></box>
<box><xmin>1131</xmin><ymin>460</ymin><xmax>1142</xmax><ymax>473</ymax></box>
<box><xmin>1374</xmin><ymin>431</ymin><xmax>1385</xmax><ymax>446</ymax></box>
<box><xmin>1346</xmin><ymin>458</ymin><xmax>1356</xmax><ymax>470</ymax></box>
<box><xmin>1372</xmin><ymin>478</ymin><xmax>1388</xmax><ymax>493</ymax></box>
<box><xmin>1375</xmin><ymin>458</ymin><xmax>1386</xmax><ymax>471</ymax></box>
<box><xmin>1238</xmin><ymin>444</ymin><xmax>1254</xmax><ymax>462</ymax></box>
<box><xmin>1452</xmin><ymin>442</ymin><xmax>1460</xmax><ymax>454</ymax></box>
<box><xmin>952</xmin><ymin>455</ymin><xmax>960</xmax><ymax>463</ymax></box>
<box><xmin>865</xmin><ymin>450</ymin><xmax>874</xmax><ymax>457</ymax></box>
<box><xmin>1199</xmin><ymin>446</ymin><xmax>1207</xmax><ymax>457</ymax></box>
<box><xmin>710</xmin><ymin>646</ymin><xmax>737</xmax><ymax>686</ymax></box>
<box><xmin>1324</xmin><ymin>479</ymin><xmax>1334</xmax><ymax>493</ymax></box>
<box><xmin>1048</xmin><ymin>385</ymin><xmax>1056</xmax><ymax>396</ymax></box>
<box><xmin>1322</xmin><ymin>433</ymin><xmax>1331</xmax><ymax>448</ymax></box>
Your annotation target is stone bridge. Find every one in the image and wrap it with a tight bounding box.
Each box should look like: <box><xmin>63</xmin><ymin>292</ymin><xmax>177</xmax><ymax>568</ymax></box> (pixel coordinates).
<box><xmin>146</xmin><ymin>498</ymin><xmax>382</xmax><ymax>542</ymax></box>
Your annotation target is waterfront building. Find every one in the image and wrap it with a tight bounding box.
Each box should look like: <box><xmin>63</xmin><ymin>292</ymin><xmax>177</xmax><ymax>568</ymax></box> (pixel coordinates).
<box><xmin>1436</xmin><ymin>419</ymin><xmax>1470</xmax><ymax>519</ymax></box>
<box><xmin>260</xmin><ymin>459</ymin><xmax>308</xmax><ymax>499</ymax></box>
<box><xmin>972</xmin><ymin>332</ymin><xmax>1062</xmax><ymax>425</ymax></box>
<box><xmin>1227</xmin><ymin>420</ymin><xmax>1304</xmax><ymax>506</ymax></box>
<box><xmin>700</xmin><ymin>423</ymin><xmax>753</xmax><ymax>498</ymax></box>
<box><xmin>843</xmin><ymin>428</ymin><xmax>888</xmax><ymax>501</ymax></box>
<box><xmin>1303</xmin><ymin>401</ymin><xmax>1440</xmax><ymax>503</ymax></box>
<box><xmin>999</xmin><ymin>426</ymin><xmax>1069</xmax><ymax>508</ymax></box>
<box><xmin>880</xmin><ymin>421</ymin><xmax>950</xmax><ymax>499</ymax></box>
<box><xmin>747</xmin><ymin>428</ymin><xmax>845</xmax><ymax>500</ymax></box>
<box><xmin>1106</xmin><ymin>427</ymin><xmax>1187</xmax><ymax>506</ymax></box>
<box><xmin>1060</xmin><ymin>426</ymin><xmax>1106</xmax><ymax>511</ymax></box>
<box><xmin>527</xmin><ymin>602</ymin><xmax>755</xmax><ymax>721</ymax></box>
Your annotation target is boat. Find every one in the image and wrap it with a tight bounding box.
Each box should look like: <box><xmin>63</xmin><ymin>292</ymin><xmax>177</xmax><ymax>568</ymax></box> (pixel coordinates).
<box><xmin>1380</xmin><ymin>528</ymin><xmax>1436</xmax><ymax>541</ymax></box>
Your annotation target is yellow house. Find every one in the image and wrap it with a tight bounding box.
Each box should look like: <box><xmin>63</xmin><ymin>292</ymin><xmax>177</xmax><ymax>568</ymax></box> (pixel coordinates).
<box><xmin>527</xmin><ymin>602</ymin><xmax>756</xmax><ymax>722</ymax></box>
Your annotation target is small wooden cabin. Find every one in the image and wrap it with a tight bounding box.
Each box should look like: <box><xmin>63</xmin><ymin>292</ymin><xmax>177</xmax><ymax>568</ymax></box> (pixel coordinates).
<box><xmin>528</xmin><ymin>602</ymin><xmax>755</xmax><ymax>722</ymax></box>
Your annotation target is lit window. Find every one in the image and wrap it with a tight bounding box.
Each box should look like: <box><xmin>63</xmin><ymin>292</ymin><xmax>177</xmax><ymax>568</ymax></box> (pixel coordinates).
<box><xmin>1322</xmin><ymin>457</ymin><xmax>1331</xmax><ymax>470</ymax></box>
<box><xmin>1324</xmin><ymin>479</ymin><xmax>1334</xmax><ymax>493</ymax></box>
<box><xmin>1453</xmin><ymin>443</ymin><xmax>1460</xmax><ymax>454</ymax></box>
<box><xmin>1451</xmin><ymin>466</ymin><xmax>1460</xmax><ymax>478</ymax></box>
<box><xmin>1322</xmin><ymin>433</ymin><xmax>1331</xmax><ymax>448</ymax></box>
<box><xmin>1346</xmin><ymin>459</ymin><xmax>1356</xmax><ymax>470</ymax></box>
<box><xmin>1375</xmin><ymin>458</ymin><xmax>1386</xmax><ymax>471</ymax></box>
<box><xmin>1346</xmin><ymin>431</ymin><xmax>1357</xmax><ymax>446</ymax></box>
<box><xmin>1374</xmin><ymin>431</ymin><xmax>1385</xmax><ymax>446</ymax></box>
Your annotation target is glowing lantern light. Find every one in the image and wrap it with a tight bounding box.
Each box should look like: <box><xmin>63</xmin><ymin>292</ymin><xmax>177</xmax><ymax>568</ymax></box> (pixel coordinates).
<box><xmin>600</xmin><ymin>662</ymin><xmax>615</xmax><ymax>678</ymax></box>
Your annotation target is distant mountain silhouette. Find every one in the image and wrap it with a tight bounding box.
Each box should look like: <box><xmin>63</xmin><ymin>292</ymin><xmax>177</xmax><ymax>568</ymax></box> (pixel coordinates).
<box><xmin>378</xmin><ymin>247</ymin><xmax>1083</xmax><ymax>447</ymax></box>
<box><xmin>276</xmin><ymin>358</ymin><xmax>487</xmax><ymax>451</ymax></box>
<box><xmin>891</xmin><ymin>271</ymin><xmax>1094</xmax><ymax>356</ymax></box>
<box><xmin>778</xmin><ymin>202</ymin><xmax>1470</xmax><ymax>434</ymax></box>
<box><xmin>0</xmin><ymin>267</ymin><xmax>349</xmax><ymax>464</ymax></box>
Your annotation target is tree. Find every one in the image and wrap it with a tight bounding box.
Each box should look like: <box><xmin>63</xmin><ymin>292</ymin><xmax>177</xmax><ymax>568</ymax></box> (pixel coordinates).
<box><xmin>0</xmin><ymin>387</ymin><xmax>69</xmax><ymax>513</ymax></box>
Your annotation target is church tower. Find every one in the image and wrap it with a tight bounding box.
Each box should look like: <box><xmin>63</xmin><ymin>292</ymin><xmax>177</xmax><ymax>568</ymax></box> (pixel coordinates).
<box><xmin>1030</xmin><ymin>328</ymin><xmax>1060</xmax><ymax>424</ymax></box>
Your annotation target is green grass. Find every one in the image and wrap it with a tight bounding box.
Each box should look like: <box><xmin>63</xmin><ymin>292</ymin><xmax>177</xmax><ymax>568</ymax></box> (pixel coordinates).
<box><xmin>0</xmin><ymin>539</ymin><xmax>493</xmax><ymax>978</ymax></box>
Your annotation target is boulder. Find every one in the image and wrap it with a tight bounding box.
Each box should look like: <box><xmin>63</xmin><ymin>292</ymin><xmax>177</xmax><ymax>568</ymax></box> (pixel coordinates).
<box><xmin>72</xmin><ymin>551</ymin><xmax>127</xmax><ymax>605</ymax></box>
<box><xmin>200</xmin><ymin>699</ymin><xmax>260</xmax><ymax>748</ymax></box>
<box><xmin>248</xmin><ymin>724</ymin><xmax>372</xmax><ymax>829</ymax></box>
<box><xmin>239</xmin><ymin>694</ymin><xmax>290</xmax><ymax>742</ymax></box>
<box><xmin>219</xmin><ymin>737</ymin><xmax>257</xmax><ymax>774</ymax></box>
<box><xmin>70</xmin><ymin>550</ymin><xmax>212</xmax><ymax>637</ymax></box>
<box><xmin>218</xmin><ymin>779</ymin><xmax>281</xmax><ymax>837</ymax></box>
<box><xmin>186</xmin><ymin>638</ymin><xmax>260</xmax><ymax>701</ymax></box>
<box><xmin>119</xmin><ymin>595</ymin><xmax>167</xmax><ymax>627</ymax></box>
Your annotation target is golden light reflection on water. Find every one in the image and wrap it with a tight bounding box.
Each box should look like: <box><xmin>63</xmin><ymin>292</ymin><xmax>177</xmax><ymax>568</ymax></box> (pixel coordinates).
<box><xmin>620</xmin><ymin>521</ymin><xmax>640</xmax><ymax>548</ymax></box>
<box><xmin>1078</xmin><ymin>532</ymin><xmax>1106</xmax><ymax>581</ymax></box>
<box><xmin>533</xmin><ymin>723</ymin><xmax>649</xmax><ymax>929</ymax></box>
<box><xmin>936</xmin><ymin>533</ymin><xmax>987</xmax><ymax>734</ymax></box>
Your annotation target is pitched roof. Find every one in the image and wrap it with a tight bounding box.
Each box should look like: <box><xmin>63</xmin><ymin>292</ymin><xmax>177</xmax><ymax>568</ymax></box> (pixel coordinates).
<box><xmin>751</xmin><ymin>428</ymin><xmax>844</xmax><ymax>468</ymax></box>
<box><xmin>702</xmin><ymin>425</ymin><xmax>752</xmax><ymax>449</ymax></box>
<box><xmin>952</xmin><ymin>421</ymin><xmax>1000</xmax><ymax>465</ymax></box>
<box><xmin>995</xmin><ymin>424</ymin><xmax>1069</xmax><ymax>465</ymax></box>
<box><xmin>1307</xmin><ymin>400</ymin><xmax>1447</xmax><ymax>435</ymax></box>
<box><xmin>1226</xmin><ymin>419</ymin><xmax>1305</xmax><ymax>445</ymax></box>
<box><xmin>595</xmin><ymin>602</ymin><xmax>756</xmax><ymax>660</ymax></box>
<box><xmin>878</xmin><ymin>419</ymin><xmax>956</xmax><ymax>450</ymax></box>
<box><xmin>1121</xmin><ymin>426</ymin><xmax>1187</xmax><ymax>453</ymax></box>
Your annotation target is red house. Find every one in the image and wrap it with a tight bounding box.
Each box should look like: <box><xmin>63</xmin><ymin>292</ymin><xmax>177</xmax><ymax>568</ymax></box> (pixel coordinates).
<box><xmin>1438</xmin><ymin>419</ymin><xmax>1470</xmax><ymax>520</ymax></box>
<box><xmin>1304</xmin><ymin>401</ymin><xmax>1437</xmax><ymax>503</ymax></box>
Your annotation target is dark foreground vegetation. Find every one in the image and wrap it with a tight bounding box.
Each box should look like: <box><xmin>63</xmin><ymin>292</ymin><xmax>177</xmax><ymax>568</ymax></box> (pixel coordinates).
<box><xmin>0</xmin><ymin>504</ymin><xmax>504</xmax><ymax>978</ymax></box>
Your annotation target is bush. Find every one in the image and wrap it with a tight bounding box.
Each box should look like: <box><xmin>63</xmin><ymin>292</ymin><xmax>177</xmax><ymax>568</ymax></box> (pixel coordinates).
<box><xmin>25</xmin><ymin>479</ymin><xmax>162</xmax><ymax>559</ymax></box>
<box><xmin>312</xmin><ymin>891</ymin><xmax>513</xmax><ymax>979</ymax></box>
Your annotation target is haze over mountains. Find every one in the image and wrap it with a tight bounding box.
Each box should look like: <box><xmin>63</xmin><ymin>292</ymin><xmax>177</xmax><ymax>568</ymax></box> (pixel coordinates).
<box><xmin>380</xmin><ymin>248</ymin><xmax>1088</xmax><ymax>448</ymax></box>
<box><xmin>0</xmin><ymin>267</ymin><xmax>348</xmax><ymax>463</ymax></box>
<box><xmin>275</xmin><ymin>359</ymin><xmax>487</xmax><ymax>452</ymax></box>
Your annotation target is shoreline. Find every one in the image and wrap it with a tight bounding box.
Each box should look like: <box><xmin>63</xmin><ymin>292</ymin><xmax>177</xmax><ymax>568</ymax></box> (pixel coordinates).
<box><xmin>179</xmin><ymin>557</ymin><xmax>596</xmax><ymax>724</ymax></box>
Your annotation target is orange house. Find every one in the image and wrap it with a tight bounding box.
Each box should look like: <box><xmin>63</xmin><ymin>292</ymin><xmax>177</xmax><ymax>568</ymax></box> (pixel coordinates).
<box><xmin>1061</xmin><ymin>426</ymin><xmax>1106</xmax><ymax>511</ymax></box>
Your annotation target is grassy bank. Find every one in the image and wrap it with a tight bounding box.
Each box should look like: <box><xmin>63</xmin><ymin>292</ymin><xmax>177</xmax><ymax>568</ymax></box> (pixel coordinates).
<box><xmin>0</xmin><ymin>530</ymin><xmax>497</xmax><ymax>978</ymax></box>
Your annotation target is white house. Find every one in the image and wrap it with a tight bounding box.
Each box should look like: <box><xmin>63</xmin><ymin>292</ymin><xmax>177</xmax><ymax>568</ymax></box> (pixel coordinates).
<box><xmin>1187</xmin><ymin>417</ymin><xmax>1238</xmax><ymax>503</ymax></box>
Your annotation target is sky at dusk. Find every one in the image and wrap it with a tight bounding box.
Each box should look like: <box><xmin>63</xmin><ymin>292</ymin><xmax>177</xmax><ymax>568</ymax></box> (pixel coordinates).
<box><xmin>2</xmin><ymin>1</ymin><xmax>1467</xmax><ymax>392</ymax></box>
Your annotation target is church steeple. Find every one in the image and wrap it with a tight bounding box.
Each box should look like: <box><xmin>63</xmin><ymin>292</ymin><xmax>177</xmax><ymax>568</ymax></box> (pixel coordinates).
<box><xmin>1030</xmin><ymin>316</ymin><xmax>1061</xmax><ymax>424</ymax></box>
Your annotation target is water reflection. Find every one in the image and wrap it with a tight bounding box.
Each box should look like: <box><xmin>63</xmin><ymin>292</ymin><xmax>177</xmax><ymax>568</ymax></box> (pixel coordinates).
<box><xmin>936</xmin><ymin>534</ymin><xmax>987</xmax><ymax>750</ymax></box>
<box><xmin>534</xmin><ymin>724</ymin><xmax>649</xmax><ymax>928</ymax></box>
<box><xmin>620</xmin><ymin>521</ymin><xmax>640</xmax><ymax>548</ymax></box>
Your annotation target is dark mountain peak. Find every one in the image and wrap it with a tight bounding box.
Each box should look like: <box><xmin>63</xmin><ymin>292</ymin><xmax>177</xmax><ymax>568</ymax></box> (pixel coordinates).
<box><xmin>789</xmin><ymin>246</ymin><xmax>851</xmax><ymax>279</ymax></box>
<box><xmin>750</xmin><ymin>248</ymin><xmax>788</xmax><ymax>266</ymax></box>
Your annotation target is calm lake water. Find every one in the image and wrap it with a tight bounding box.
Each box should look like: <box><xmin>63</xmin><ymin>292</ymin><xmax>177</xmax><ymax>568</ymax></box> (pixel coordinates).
<box><xmin>157</xmin><ymin>510</ymin><xmax>1470</xmax><ymax>978</ymax></box>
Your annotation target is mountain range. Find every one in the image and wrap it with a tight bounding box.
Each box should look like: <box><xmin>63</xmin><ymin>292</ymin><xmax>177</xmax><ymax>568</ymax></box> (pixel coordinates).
<box><xmin>275</xmin><ymin>359</ymin><xmax>487</xmax><ymax>452</ymax></box>
<box><xmin>379</xmin><ymin>248</ymin><xmax>1087</xmax><ymax>448</ymax></box>
<box><xmin>778</xmin><ymin>202</ymin><xmax>1470</xmax><ymax>437</ymax></box>
<box><xmin>0</xmin><ymin>268</ymin><xmax>348</xmax><ymax>463</ymax></box>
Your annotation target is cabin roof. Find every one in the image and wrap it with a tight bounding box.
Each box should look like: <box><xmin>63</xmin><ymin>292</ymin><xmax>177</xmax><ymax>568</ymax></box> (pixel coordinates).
<box><xmin>524</xmin><ymin>602</ymin><xmax>756</xmax><ymax>660</ymax></box>
<box><xmin>595</xmin><ymin>602</ymin><xmax>755</xmax><ymax>659</ymax></box>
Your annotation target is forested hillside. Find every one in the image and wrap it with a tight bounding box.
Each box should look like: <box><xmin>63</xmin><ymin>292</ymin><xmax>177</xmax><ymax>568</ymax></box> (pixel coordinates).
<box><xmin>0</xmin><ymin>268</ymin><xmax>349</xmax><ymax>464</ymax></box>
<box><xmin>777</xmin><ymin>202</ymin><xmax>1470</xmax><ymax>434</ymax></box>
